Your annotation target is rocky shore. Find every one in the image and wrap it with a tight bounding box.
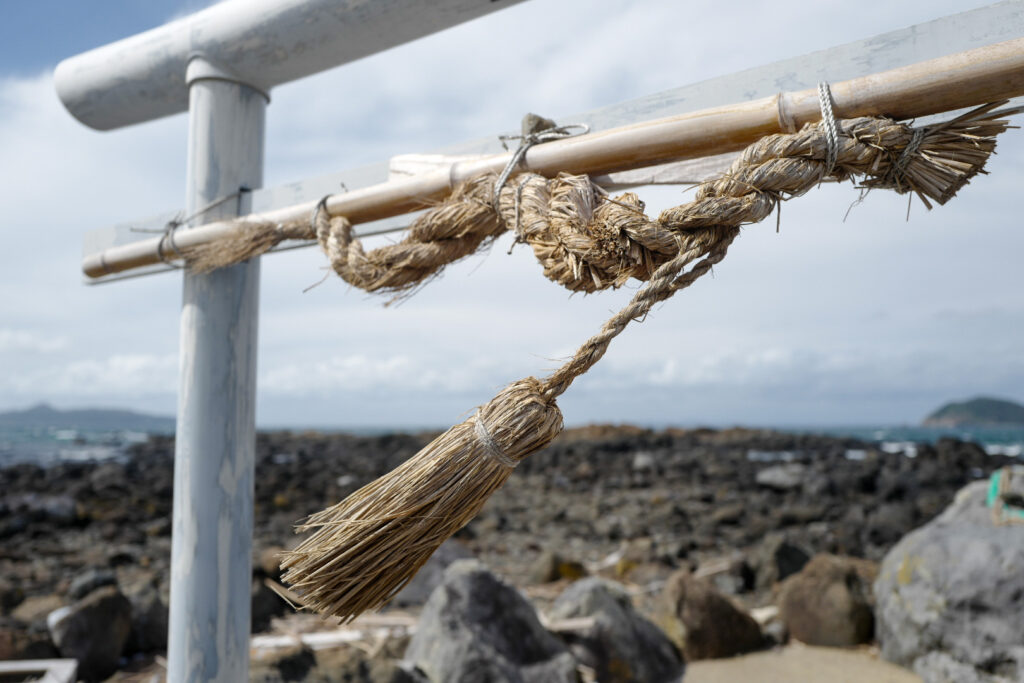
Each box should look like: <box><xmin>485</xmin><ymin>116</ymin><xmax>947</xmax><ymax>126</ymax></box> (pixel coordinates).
<box><xmin>0</xmin><ymin>426</ymin><xmax>1017</xmax><ymax>681</ymax></box>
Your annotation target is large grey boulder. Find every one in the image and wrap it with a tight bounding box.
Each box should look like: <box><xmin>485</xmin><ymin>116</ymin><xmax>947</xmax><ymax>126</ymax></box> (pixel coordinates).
<box><xmin>390</xmin><ymin>539</ymin><xmax>473</xmax><ymax>606</ymax></box>
<box><xmin>912</xmin><ymin>651</ymin><xmax>1009</xmax><ymax>683</ymax></box>
<box><xmin>403</xmin><ymin>560</ymin><xmax>576</xmax><ymax>683</ymax></box>
<box><xmin>875</xmin><ymin>479</ymin><xmax>1024</xmax><ymax>682</ymax></box>
<box><xmin>48</xmin><ymin>585</ymin><xmax>132</xmax><ymax>681</ymax></box>
<box><xmin>548</xmin><ymin>577</ymin><xmax>683</xmax><ymax>683</ymax></box>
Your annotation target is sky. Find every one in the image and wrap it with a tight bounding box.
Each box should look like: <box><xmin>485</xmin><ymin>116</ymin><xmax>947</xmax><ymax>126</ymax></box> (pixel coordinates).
<box><xmin>1</xmin><ymin>0</ymin><xmax>1021</xmax><ymax>429</ymax></box>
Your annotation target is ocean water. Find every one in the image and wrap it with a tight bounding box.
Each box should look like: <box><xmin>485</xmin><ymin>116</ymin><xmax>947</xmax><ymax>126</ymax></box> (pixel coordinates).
<box><xmin>0</xmin><ymin>425</ymin><xmax>160</xmax><ymax>468</ymax></box>
<box><xmin>1</xmin><ymin>422</ymin><xmax>1021</xmax><ymax>469</ymax></box>
<box><xmin>783</xmin><ymin>425</ymin><xmax>1024</xmax><ymax>458</ymax></box>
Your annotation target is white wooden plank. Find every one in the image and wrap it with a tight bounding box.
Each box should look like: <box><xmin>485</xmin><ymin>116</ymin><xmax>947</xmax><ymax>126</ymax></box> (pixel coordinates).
<box><xmin>56</xmin><ymin>0</ymin><xmax>528</xmax><ymax>130</ymax></box>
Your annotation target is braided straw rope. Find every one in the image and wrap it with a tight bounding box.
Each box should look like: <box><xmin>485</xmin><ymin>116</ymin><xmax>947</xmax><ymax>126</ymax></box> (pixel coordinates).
<box><xmin>187</xmin><ymin>103</ymin><xmax>1016</xmax><ymax>297</ymax></box>
<box><xmin>275</xmin><ymin>103</ymin><xmax>1019</xmax><ymax>621</ymax></box>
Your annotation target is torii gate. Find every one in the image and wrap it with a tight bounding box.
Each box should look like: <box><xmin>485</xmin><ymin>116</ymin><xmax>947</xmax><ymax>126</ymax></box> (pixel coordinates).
<box><xmin>58</xmin><ymin>1</ymin><xmax>1024</xmax><ymax>680</ymax></box>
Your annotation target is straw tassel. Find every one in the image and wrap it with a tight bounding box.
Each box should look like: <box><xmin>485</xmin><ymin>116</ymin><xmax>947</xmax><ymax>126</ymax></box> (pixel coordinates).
<box><xmin>280</xmin><ymin>378</ymin><xmax>563</xmax><ymax>621</ymax></box>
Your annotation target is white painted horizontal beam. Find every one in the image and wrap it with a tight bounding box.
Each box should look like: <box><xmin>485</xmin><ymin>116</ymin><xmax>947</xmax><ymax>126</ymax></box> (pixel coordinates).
<box><xmin>55</xmin><ymin>0</ymin><xmax>527</xmax><ymax>130</ymax></box>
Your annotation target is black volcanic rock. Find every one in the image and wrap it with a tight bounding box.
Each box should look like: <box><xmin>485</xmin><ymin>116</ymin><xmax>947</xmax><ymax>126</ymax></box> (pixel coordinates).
<box><xmin>0</xmin><ymin>424</ymin><xmax>1016</xmax><ymax>680</ymax></box>
<box><xmin>404</xmin><ymin>560</ymin><xmax>576</xmax><ymax>683</ymax></box>
<box><xmin>549</xmin><ymin>577</ymin><xmax>684</xmax><ymax>683</ymax></box>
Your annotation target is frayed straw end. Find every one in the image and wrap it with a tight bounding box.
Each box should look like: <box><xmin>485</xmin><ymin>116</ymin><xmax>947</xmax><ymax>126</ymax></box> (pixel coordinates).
<box><xmin>866</xmin><ymin>102</ymin><xmax>1024</xmax><ymax>207</ymax></box>
<box><xmin>280</xmin><ymin>377</ymin><xmax>563</xmax><ymax>622</ymax></box>
<box><xmin>183</xmin><ymin>221</ymin><xmax>286</xmax><ymax>273</ymax></box>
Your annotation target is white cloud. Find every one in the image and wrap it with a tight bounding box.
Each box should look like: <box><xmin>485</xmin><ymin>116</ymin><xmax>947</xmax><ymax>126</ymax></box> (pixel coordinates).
<box><xmin>2</xmin><ymin>353</ymin><xmax>178</xmax><ymax>397</ymax></box>
<box><xmin>260</xmin><ymin>351</ymin><xmax>520</xmax><ymax>398</ymax></box>
<box><xmin>0</xmin><ymin>0</ymin><xmax>1020</xmax><ymax>426</ymax></box>
<box><xmin>0</xmin><ymin>328</ymin><xmax>67</xmax><ymax>353</ymax></box>
<box><xmin>261</xmin><ymin>354</ymin><xmax>423</xmax><ymax>394</ymax></box>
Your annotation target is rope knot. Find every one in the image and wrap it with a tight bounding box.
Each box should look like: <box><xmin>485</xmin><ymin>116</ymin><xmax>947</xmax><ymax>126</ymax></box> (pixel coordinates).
<box><xmin>492</xmin><ymin>113</ymin><xmax>589</xmax><ymax>217</ymax></box>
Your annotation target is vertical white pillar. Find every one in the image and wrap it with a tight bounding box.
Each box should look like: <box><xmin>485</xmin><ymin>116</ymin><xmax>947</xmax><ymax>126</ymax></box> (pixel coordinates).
<box><xmin>168</xmin><ymin>57</ymin><xmax>266</xmax><ymax>682</ymax></box>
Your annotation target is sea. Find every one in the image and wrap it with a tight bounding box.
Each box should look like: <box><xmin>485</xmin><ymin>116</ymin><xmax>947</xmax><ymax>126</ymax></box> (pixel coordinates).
<box><xmin>0</xmin><ymin>422</ymin><xmax>1021</xmax><ymax>469</ymax></box>
<box><xmin>0</xmin><ymin>425</ymin><xmax>165</xmax><ymax>468</ymax></box>
<box><xmin>784</xmin><ymin>425</ymin><xmax>1024</xmax><ymax>458</ymax></box>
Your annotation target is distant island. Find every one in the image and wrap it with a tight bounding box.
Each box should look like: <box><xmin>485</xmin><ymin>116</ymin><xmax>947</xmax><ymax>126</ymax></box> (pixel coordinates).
<box><xmin>0</xmin><ymin>403</ymin><xmax>175</xmax><ymax>432</ymax></box>
<box><xmin>923</xmin><ymin>397</ymin><xmax>1024</xmax><ymax>427</ymax></box>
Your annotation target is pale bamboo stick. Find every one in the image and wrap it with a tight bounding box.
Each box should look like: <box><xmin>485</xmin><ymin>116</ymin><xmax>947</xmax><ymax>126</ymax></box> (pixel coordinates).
<box><xmin>83</xmin><ymin>36</ymin><xmax>1024</xmax><ymax>278</ymax></box>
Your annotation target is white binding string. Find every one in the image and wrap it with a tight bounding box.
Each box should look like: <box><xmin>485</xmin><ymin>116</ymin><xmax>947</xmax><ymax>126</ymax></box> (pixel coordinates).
<box><xmin>474</xmin><ymin>412</ymin><xmax>518</xmax><ymax>469</ymax></box>
<box><xmin>817</xmin><ymin>82</ymin><xmax>842</xmax><ymax>178</ymax></box>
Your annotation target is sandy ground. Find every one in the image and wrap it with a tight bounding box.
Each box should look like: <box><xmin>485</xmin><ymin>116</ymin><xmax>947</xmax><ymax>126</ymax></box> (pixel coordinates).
<box><xmin>685</xmin><ymin>643</ymin><xmax>921</xmax><ymax>683</ymax></box>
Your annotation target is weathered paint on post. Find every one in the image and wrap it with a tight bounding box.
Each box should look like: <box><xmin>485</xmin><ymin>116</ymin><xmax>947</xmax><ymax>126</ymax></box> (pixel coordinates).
<box><xmin>167</xmin><ymin>57</ymin><xmax>265</xmax><ymax>681</ymax></box>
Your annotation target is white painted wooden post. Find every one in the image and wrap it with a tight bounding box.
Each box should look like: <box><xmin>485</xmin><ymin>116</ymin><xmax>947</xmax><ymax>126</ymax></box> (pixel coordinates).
<box><xmin>167</xmin><ymin>57</ymin><xmax>265</xmax><ymax>681</ymax></box>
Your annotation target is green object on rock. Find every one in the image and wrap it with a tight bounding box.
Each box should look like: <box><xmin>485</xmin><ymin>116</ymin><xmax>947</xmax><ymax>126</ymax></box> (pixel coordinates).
<box><xmin>986</xmin><ymin>466</ymin><xmax>1024</xmax><ymax>524</ymax></box>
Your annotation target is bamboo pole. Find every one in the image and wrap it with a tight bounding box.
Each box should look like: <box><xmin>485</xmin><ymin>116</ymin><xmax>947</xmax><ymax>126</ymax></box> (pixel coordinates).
<box><xmin>83</xmin><ymin>36</ymin><xmax>1024</xmax><ymax>279</ymax></box>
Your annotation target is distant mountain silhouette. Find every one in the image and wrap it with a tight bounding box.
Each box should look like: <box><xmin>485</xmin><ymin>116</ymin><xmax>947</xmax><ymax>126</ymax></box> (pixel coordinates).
<box><xmin>923</xmin><ymin>397</ymin><xmax>1024</xmax><ymax>427</ymax></box>
<box><xmin>0</xmin><ymin>403</ymin><xmax>175</xmax><ymax>431</ymax></box>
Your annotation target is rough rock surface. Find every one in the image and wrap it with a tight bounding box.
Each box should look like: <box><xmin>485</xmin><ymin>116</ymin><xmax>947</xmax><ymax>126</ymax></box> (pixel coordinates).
<box><xmin>11</xmin><ymin>594</ymin><xmax>63</xmax><ymax>628</ymax></box>
<box><xmin>0</xmin><ymin>575</ymin><xmax>24</xmax><ymax>615</ymax></box>
<box><xmin>755</xmin><ymin>463</ymin><xmax>806</xmax><ymax>492</ymax></box>
<box><xmin>0</xmin><ymin>427</ymin><xmax>1013</xmax><ymax>680</ymax></box>
<box><xmin>252</xmin><ymin>578</ymin><xmax>289</xmax><ymax>633</ymax></box>
<box><xmin>0</xmin><ymin>615</ymin><xmax>58</xmax><ymax>660</ymax></box>
<box><xmin>663</xmin><ymin>570</ymin><xmax>764</xmax><ymax>660</ymax></box>
<box><xmin>49</xmin><ymin>585</ymin><xmax>132</xmax><ymax>681</ymax></box>
<box><xmin>122</xmin><ymin>578</ymin><xmax>168</xmax><ymax>653</ymax></box>
<box><xmin>68</xmin><ymin>568</ymin><xmax>118</xmax><ymax>601</ymax></box>
<box><xmin>548</xmin><ymin>577</ymin><xmax>683</xmax><ymax>683</ymax></box>
<box><xmin>778</xmin><ymin>553</ymin><xmax>877</xmax><ymax>647</ymax></box>
<box><xmin>911</xmin><ymin>651</ymin><xmax>1009</xmax><ymax>683</ymax></box>
<box><xmin>875</xmin><ymin>480</ymin><xmax>1024</xmax><ymax>682</ymax></box>
<box><xmin>313</xmin><ymin>645</ymin><xmax>418</xmax><ymax>683</ymax></box>
<box><xmin>751</xmin><ymin>533</ymin><xmax>810</xmax><ymax>590</ymax></box>
<box><xmin>250</xmin><ymin>643</ymin><xmax>318</xmax><ymax>682</ymax></box>
<box><xmin>390</xmin><ymin>538</ymin><xmax>473</xmax><ymax>607</ymax></box>
<box><xmin>403</xmin><ymin>560</ymin><xmax>576</xmax><ymax>683</ymax></box>
<box><xmin>529</xmin><ymin>550</ymin><xmax>587</xmax><ymax>584</ymax></box>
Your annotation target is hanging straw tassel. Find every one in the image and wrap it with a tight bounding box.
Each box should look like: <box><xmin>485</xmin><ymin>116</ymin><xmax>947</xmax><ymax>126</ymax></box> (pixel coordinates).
<box><xmin>280</xmin><ymin>377</ymin><xmax>563</xmax><ymax>621</ymax></box>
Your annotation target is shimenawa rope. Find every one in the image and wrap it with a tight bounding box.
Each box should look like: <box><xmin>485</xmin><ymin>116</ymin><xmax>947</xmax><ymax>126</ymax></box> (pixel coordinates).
<box><xmin>185</xmin><ymin>103</ymin><xmax>1017</xmax><ymax>295</ymax></box>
